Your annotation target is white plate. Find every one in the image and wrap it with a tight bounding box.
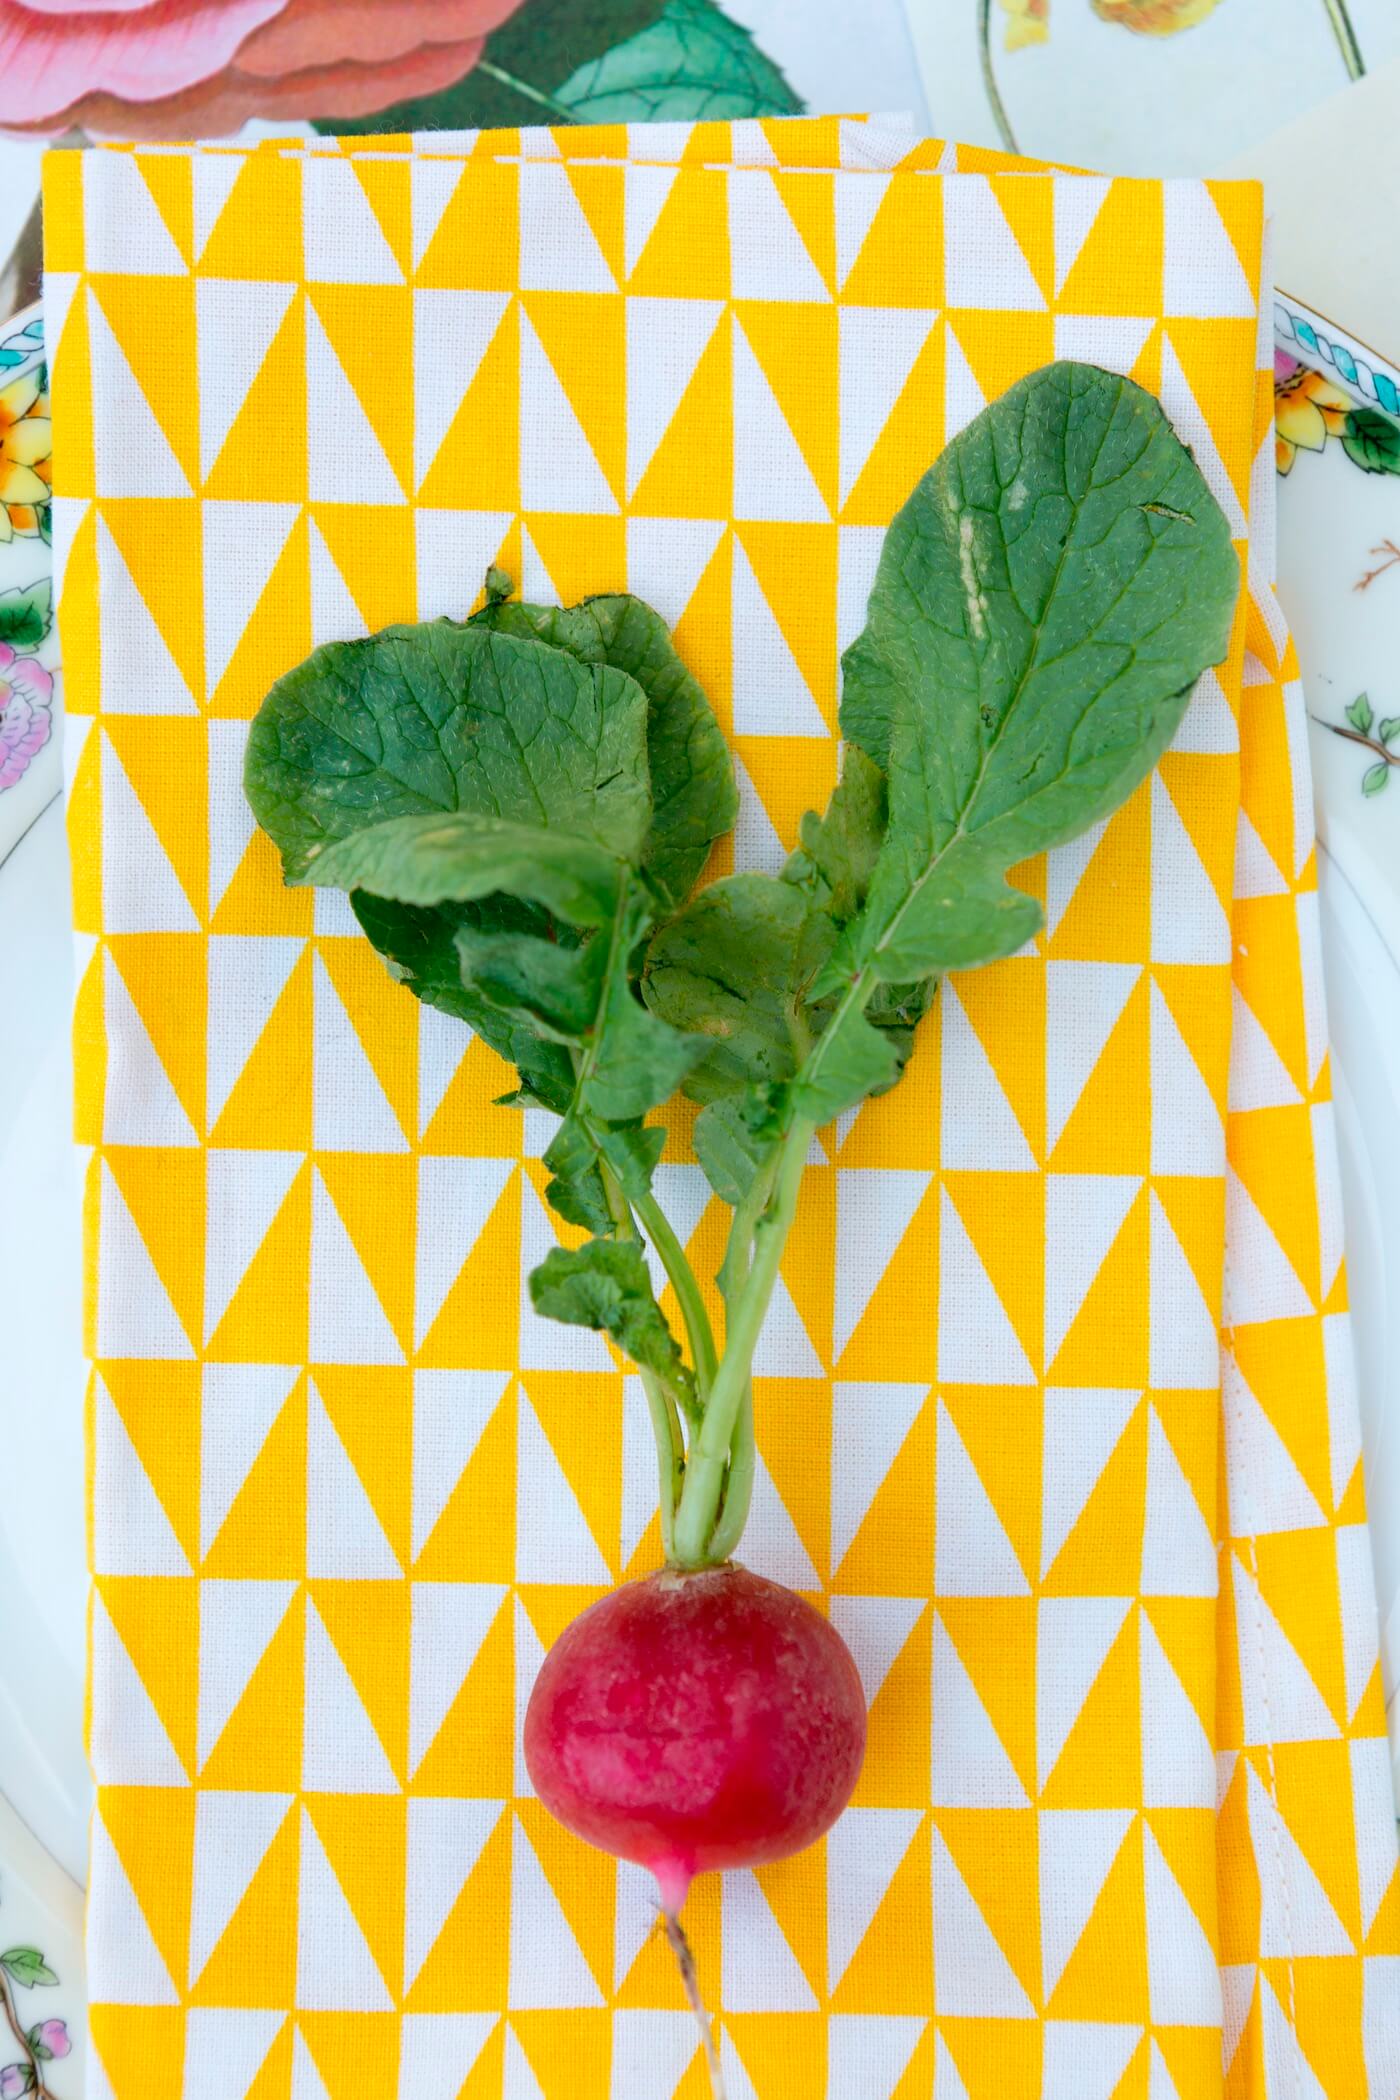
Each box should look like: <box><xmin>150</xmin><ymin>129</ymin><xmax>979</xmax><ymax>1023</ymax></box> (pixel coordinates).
<box><xmin>3</xmin><ymin>372</ymin><xmax>1400</xmax><ymax>2058</ymax></box>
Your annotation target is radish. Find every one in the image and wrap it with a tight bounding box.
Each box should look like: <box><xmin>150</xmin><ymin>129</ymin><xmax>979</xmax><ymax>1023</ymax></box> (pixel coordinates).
<box><xmin>246</xmin><ymin>364</ymin><xmax>1240</xmax><ymax>2097</ymax></box>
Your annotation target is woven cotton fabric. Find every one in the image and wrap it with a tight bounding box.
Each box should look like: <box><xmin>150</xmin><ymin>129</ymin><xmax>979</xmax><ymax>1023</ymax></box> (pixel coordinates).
<box><xmin>43</xmin><ymin>116</ymin><xmax>1400</xmax><ymax>2099</ymax></box>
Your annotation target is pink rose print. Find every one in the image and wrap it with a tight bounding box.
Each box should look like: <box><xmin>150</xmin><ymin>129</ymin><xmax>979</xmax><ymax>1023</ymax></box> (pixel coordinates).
<box><xmin>33</xmin><ymin>2024</ymin><xmax>69</xmax><ymax>2062</ymax></box>
<box><xmin>0</xmin><ymin>2066</ymin><xmax>28</xmax><ymax>2098</ymax></box>
<box><xmin>0</xmin><ymin>639</ymin><xmax>54</xmax><ymax>791</ymax></box>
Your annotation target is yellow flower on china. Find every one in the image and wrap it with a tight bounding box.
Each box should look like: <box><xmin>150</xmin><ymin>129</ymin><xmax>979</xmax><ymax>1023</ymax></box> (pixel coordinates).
<box><xmin>998</xmin><ymin>0</ymin><xmax>1050</xmax><ymax>50</ymax></box>
<box><xmin>1090</xmin><ymin>0</ymin><xmax>1224</xmax><ymax>27</ymax></box>
<box><xmin>0</xmin><ymin>371</ymin><xmax>52</xmax><ymax>542</ymax></box>
<box><xmin>1274</xmin><ymin>364</ymin><xmax>1352</xmax><ymax>474</ymax></box>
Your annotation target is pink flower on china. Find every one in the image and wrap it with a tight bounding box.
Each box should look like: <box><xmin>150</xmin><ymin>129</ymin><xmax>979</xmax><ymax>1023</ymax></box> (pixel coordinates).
<box><xmin>0</xmin><ymin>639</ymin><xmax>54</xmax><ymax>790</ymax></box>
<box><xmin>34</xmin><ymin>2022</ymin><xmax>71</xmax><ymax>2061</ymax></box>
<box><xmin>0</xmin><ymin>2064</ymin><xmax>28</xmax><ymax>2097</ymax></box>
<box><xmin>0</xmin><ymin>0</ymin><xmax>526</xmax><ymax>141</ymax></box>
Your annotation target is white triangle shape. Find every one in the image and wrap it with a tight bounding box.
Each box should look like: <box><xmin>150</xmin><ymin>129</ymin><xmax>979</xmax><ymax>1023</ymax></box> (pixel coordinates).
<box><xmin>101</xmin><ymin>731</ymin><xmax>200</xmax><ymax>932</ymax></box>
<box><xmin>1338</xmin><ymin>1528</ymin><xmax>1383</xmax><ymax>1726</ymax></box>
<box><xmin>399</xmin><ymin>2014</ymin><xmax>499</xmax><ymax>2100</ymax></box>
<box><xmin>1164</xmin><ymin>182</ymin><xmax>1256</xmax><ymax>317</ymax></box>
<box><xmin>838</xmin><ymin>307</ymin><xmax>937</xmax><ymax>507</ymax></box>
<box><xmin>87</xmin><ymin>1812</ymin><xmax>180</xmax><ymax>2005</ymax></box>
<box><xmin>1234</xmin><ymin>809</ymin><xmax>1288</xmax><ymax>900</ymax></box>
<box><xmin>416</xmin><ymin>1000</ymin><xmax>472</xmax><ymax>1139</ymax></box>
<box><xmin>1158</xmin><ymin>334</ymin><xmax>1247</xmax><ymax>534</ymax></box>
<box><xmin>503</xmin><ymin>2027</ymin><xmax>549</xmax><ymax>2100</ymax></box>
<box><xmin>1232</xmin><ymin>1557</ymin><xmax>1341</xmax><ymax>1748</ymax></box>
<box><xmin>1223</xmin><ymin>1168</ymin><xmax>1313</xmax><ymax>1324</ymax></box>
<box><xmin>103</xmin><ymin>951</ymin><xmax>199</xmax><ymax>1146</ymax></box>
<box><xmin>189</xmin><ymin>1792</ymin><xmax>294</xmax><ymax>1981</ymax></box>
<box><xmin>88</xmin><ymin>288</ymin><xmax>189</xmax><ymax>496</ymax></box>
<box><xmin>1053</xmin><ymin>176</ymin><xmax>1112</xmax><ymax>294</ymax></box>
<box><xmin>722</xmin><ymin>1869</ymin><xmax>819</xmax><ymax>2010</ymax></box>
<box><xmin>93</xmin><ymin>1380</ymin><xmax>189</xmax><ymax>1575</ymax></box>
<box><xmin>1172</xmin><ymin>664</ymin><xmax>1238</xmax><ymax>754</ymax></box>
<box><xmin>410</xmin><ymin>158</ymin><xmax>464</xmax><ymax>270</ymax></box>
<box><xmin>519</xmin><ymin>1175</ymin><xmax>614</xmax><ymax>1371</ymax></box>
<box><xmin>303</xmin><ymin>1601</ymin><xmax>400</xmax><ymax>1794</ymax></box>
<box><xmin>938</xmin><ymin>1190</ymin><xmax>1036</xmax><ymax>1385</ymax></box>
<box><xmin>203</xmin><ymin>500</ymin><xmax>300</xmax><ymax>696</ymax></box>
<box><xmin>520</xmin><ymin>308</ymin><xmax>617</xmax><ymax>513</ymax></box>
<box><xmin>626</xmin><ymin>296</ymin><xmax>725</xmax><ymax>496</ymax></box>
<box><xmin>728</xmin><ymin>167</ymin><xmax>830</xmax><ymax>303</ymax></box>
<box><xmin>1044</xmin><ymin>1174</ymin><xmax>1141</xmax><ymax>1366</ymax></box>
<box><xmin>1041</xmin><ymin>1388</ymin><xmax>1138</xmax><ymax>1579</ymax></box>
<box><xmin>509</xmin><ymin>1815</ymin><xmax>605</xmax><ymax>2007</ymax></box>
<box><xmin>1350</xmin><ymin>1738</ymin><xmax>1397</xmax><ymax>1933</ymax></box>
<box><xmin>740</xmin><ymin>1451</ymin><xmax>822</xmax><ymax>1590</ymax></box>
<box><xmin>1042</xmin><ymin>2022</ymin><xmax>1144</xmax><ymax>2099</ymax></box>
<box><xmin>201</xmin><ymin>1364</ymin><xmax>300</xmax><ymax>1555</ymax></box>
<box><xmin>91</xmin><ymin>1591</ymin><xmax>187</xmax><ymax>1784</ymax></box>
<box><xmin>1142</xmin><ymin>1402</ymin><xmax>1216</xmax><ymax>1597</ymax></box>
<box><xmin>837</xmin><ymin>525</ymin><xmax>885</xmax><ymax>656</ymax></box>
<box><xmin>825</xmin><ymin>1810</ymin><xmax>924</xmax><ymax>1988</ymax></box>
<box><xmin>310</xmin><ymin>1169</ymin><xmax>405</xmax><ymax>1365</ymax></box>
<box><xmin>939</xmin><ymin>983</ymin><xmax>1037</xmax><ymax>1170</ymax></box>
<box><xmin>307</xmin><ymin>516</ymin><xmax>368</xmax><ymax>648</ymax></box>
<box><xmin>1046</xmin><ymin>962</ymin><xmax>1140</xmax><ymax>1155</ymax></box>
<box><xmin>413</xmin><ymin>1369</ymin><xmax>512</xmax><ymax>1557</ymax></box>
<box><xmin>1141</xmin><ymin>1612</ymin><xmax>1213</xmax><ymax>1808</ymax></box>
<box><xmin>409</xmin><ymin>1582</ymin><xmax>507</xmax><ymax>1776</ymax></box>
<box><xmin>414</xmin><ymin>506</ymin><xmax>515</xmax><ymax>624</ymax></box>
<box><xmin>207</xmin><ymin>719</ymin><xmax>256</xmax><ymax>915</ymax></box>
<box><xmin>624</xmin><ymin>161</ymin><xmax>678</xmax><ymax>273</ymax></box>
<box><xmin>203</xmin><ymin>1144</ymin><xmax>303</xmax><ymax>1342</ymax></box>
<box><xmin>1143</xmin><ymin>1823</ymin><xmax>1220</xmax><ymax>2023</ymax></box>
<box><xmin>827</xmin><ymin>2015</ymin><xmax>924</xmax><ymax>2098</ymax></box>
<box><xmin>1228</xmin><ymin>985</ymin><xmax>1302</xmax><ymax>1112</ymax></box>
<box><xmin>303</xmin><ymin>157</ymin><xmax>403</xmax><ymax>283</ymax></box>
<box><xmin>404</xmin><ymin>1799</ymin><xmax>505</xmax><ymax>1988</ymax></box>
<box><xmin>831</xmin><ymin>1380</ymin><xmax>927</xmax><ymax>1569</ymax></box>
<box><xmin>934</xmin><ymin>2035</ymin><xmax>972</xmax><ymax>2100</ymax></box>
<box><xmin>206</xmin><ymin>926</ymin><xmax>304</xmax><ymax>1125</ymax></box>
<box><xmin>1222</xmin><ymin>1964</ymin><xmax>1256</xmax><ymax>2071</ymax></box>
<box><xmin>516</xmin><ymin>1388</ymin><xmax>611</xmax><ymax>1583</ymax></box>
<box><xmin>621</xmin><ymin>1376</ymin><xmax>662</xmax><ymax>1569</ymax></box>
<box><xmin>292</xmin><ymin>2032</ymin><xmax>335</xmax><ymax>2100</ymax></box>
<box><xmin>612</xmin><ymin>2010</ymin><xmax>700</xmax><ymax>2100</ymax></box>
<box><xmin>931</xmin><ymin>1829</ymin><xmax>1036</xmax><ymax>2015</ymax></box>
<box><xmin>519</xmin><ymin>159</ymin><xmax>615</xmax><ymax>291</ymax></box>
<box><xmin>1148</xmin><ymin>1192</ymin><xmax>1220</xmax><ymax>1393</ymax></box>
<box><xmin>731</xmin><ymin>750</ymin><xmax>789</xmax><ymax>877</ymax></box>
<box><xmin>1151</xmin><ymin>772</ymin><xmax>1233</xmax><ymax>965</ymax></box>
<box><xmin>1037</xmin><ymin>1598</ymin><xmax>1133</xmax><ymax>1788</ymax></box>
<box><xmin>1224</xmin><ymin>1356</ymin><xmax>1327</xmax><ymax>1536</ymax></box>
<box><xmin>731</xmin><ymin>533</ymin><xmax>828</xmax><ymax>735</ymax></box>
<box><xmin>415</xmin><ymin>1156</ymin><xmax>516</xmax><ymax>1347</ymax></box>
<box><xmin>732</xmin><ymin>317</ymin><xmax>829</xmax><ymax>522</ymax></box>
<box><xmin>519</xmin><ymin>519</ymin><xmax>558</xmax><ymax>605</ymax></box>
<box><xmin>198</xmin><ymin>1579</ymin><xmax>298</xmax><ymax>1768</ymax></box>
<box><xmin>184</xmin><ymin>2010</ymin><xmax>287</xmax><ymax>2100</ymax></box>
<box><xmin>307</xmin><ymin>1381</ymin><xmax>401</xmax><ymax>1578</ymax></box>
<box><xmin>1150</xmin><ymin>982</ymin><xmax>1224</xmax><ymax>1171</ymax></box>
<box><xmin>1246</xmin><ymin>1767</ymin><xmax>1352</xmax><ymax>1957</ymax></box>
<box><xmin>835</xmin><ymin>172</ymin><xmax>891</xmax><ymax>288</ymax></box>
<box><xmin>95</xmin><ymin>513</ymin><xmax>197</xmax><ymax>714</ymax></box>
<box><xmin>98</xmin><ymin>1160</ymin><xmax>194</xmax><ymax>1360</ymax></box>
<box><xmin>829</xmin><ymin>1594</ymin><xmax>925</xmax><ymax>1710</ymax></box>
<box><xmin>932</xmin><ymin>1612</ymin><xmax>1029</xmax><ymax>1807</ymax></box>
<box><xmin>1038</xmin><ymin>1807</ymin><xmax>1135</xmax><ymax>1998</ymax></box>
<box><xmin>192</xmin><ymin>153</ymin><xmax>246</xmax><ymax>260</ymax></box>
<box><xmin>306</xmin><ymin>302</ymin><xmax>403</xmax><ymax>502</ymax></box>
<box><xmin>752</xmin><ymin>1264</ymin><xmax>825</xmax><ymax>1377</ymax></box>
<box><xmin>1258</xmin><ymin>1973</ymin><xmax>1331</xmax><ymax>2100</ymax></box>
<box><xmin>514</xmin><ymin>1597</ymin><xmax>547</xmax><ymax>1798</ymax></box>
<box><xmin>1046</xmin><ymin>815</ymin><xmax>1108</xmax><ymax>938</ymax></box>
<box><xmin>936</xmin><ymin>1403</ymin><xmax>1030</xmax><ymax>1596</ymax></box>
<box><xmin>720</xmin><ymin>2032</ymin><xmax>761</xmax><ymax>2100</ymax></box>
<box><xmin>297</xmin><ymin>1809</ymin><xmax>394</xmax><ymax>2009</ymax></box>
<box><xmin>945</xmin><ymin>177</ymin><xmax>1045</xmax><ymax>311</ymax></box>
<box><xmin>311</xmin><ymin>954</ymin><xmax>406</xmax><ymax>1150</ymax></box>
<box><xmin>196</xmin><ymin>279</ymin><xmax>297</xmax><ymax>482</ymax></box>
<box><xmin>835</xmin><ymin>1169</ymin><xmax>931</xmax><ymax>1358</ymax></box>
<box><xmin>625</xmin><ymin>516</ymin><xmax>726</xmax><ymax>631</ymax></box>
<box><xmin>413</xmin><ymin>289</ymin><xmax>511</xmax><ymax>491</ymax></box>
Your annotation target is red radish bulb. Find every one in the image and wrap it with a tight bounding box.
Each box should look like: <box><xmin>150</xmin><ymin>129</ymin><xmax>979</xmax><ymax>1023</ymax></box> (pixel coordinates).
<box><xmin>524</xmin><ymin>1563</ymin><xmax>866</xmax><ymax>1912</ymax></box>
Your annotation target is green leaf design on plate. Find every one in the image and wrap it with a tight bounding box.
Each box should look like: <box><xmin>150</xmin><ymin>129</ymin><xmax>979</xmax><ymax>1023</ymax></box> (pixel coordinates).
<box><xmin>0</xmin><ymin>1949</ymin><xmax>57</xmax><ymax>1989</ymax></box>
<box><xmin>1378</xmin><ymin>716</ymin><xmax>1400</xmax><ymax>745</ymax></box>
<box><xmin>0</xmin><ymin>579</ymin><xmax>51</xmax><ymax>651</ymax></box>
<box><xmin>1347</xmin><ymin>693</ymin><xmax>1375</xmax><ymax>735</ymax></box>
<box><xmin>819</xmin><ymin>361</ymin><xmax>1239</xmax><ymax>992</ymax></box>
<box><xmin>318</xmin><ymin>0</ymin><xmax>798</xmax><ymax>135</ymax></box>
<box><xmin>1362</xmin><ymin>762</ymin><xmax>1392</xmax><ymax>796</ymax></box>
<box><xmin>1342</xmin><ymin>406</ymin><xmax>1400</xmax><ymax>476</ymax></box>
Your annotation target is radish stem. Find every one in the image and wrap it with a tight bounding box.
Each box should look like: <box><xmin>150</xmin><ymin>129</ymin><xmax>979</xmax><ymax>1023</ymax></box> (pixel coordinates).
<box><xmin>600</xmin><ymin>1160</ymin><xmax>682</xmax><ymax>1557</ymax></box>
<box><xmin>662</xmin><ymin>1905</ymin><xmax>728</xmax><ymax>2100</ymax></box>
<box><xmin>636</xmin><ymin>1185</ymin><xmax>718</xmax><ymax>1397</ymax></box>
<box><xmin>672</xmin><ymin>1119</ymin><xmax>814</xmax><ymax>1568</ymax></box>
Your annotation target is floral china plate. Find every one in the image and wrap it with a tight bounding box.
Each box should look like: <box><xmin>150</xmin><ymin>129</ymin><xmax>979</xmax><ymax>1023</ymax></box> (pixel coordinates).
<box><xmin>2</xmin><ymin>305</ymin><xmax>1400</xmax><ymax>2068</ymax></box>
<box><xmin>0</xmin><ymin>304</ymin><xmax>58</xmax><ymax>867</ymax></box>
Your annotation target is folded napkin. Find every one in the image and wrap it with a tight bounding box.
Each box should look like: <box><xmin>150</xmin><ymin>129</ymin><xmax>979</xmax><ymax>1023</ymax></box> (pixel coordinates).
<box><xmin>45</xmin><ymin>115</ymin><xmax>1400</xmax><ymax>2099</ymax></box>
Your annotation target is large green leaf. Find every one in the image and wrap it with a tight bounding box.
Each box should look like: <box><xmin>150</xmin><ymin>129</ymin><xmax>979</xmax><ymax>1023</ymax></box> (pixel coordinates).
<box><xmin>821</xmin><ymin>361</ymin><xmax>1240</xmax><ymax>992</ymax></box>
<box><xmin>472</xmin><ymin>589</ymin><xmax>737</xmax><ymax>907</ymax></box>
<box><xmin>244</xmin><ymin>622</ymin><xmax>651</xmax><ymax>881</ymax></box>
<box><xmin>290</xmin><ymin>810</ymin><xmax>624</xmax><ymax>929</ymax></box>
<box><xmin>316</xmin><ymin>0</ymin><xmax>798</xmax><ymax>135</ymax></box>
<box><xmin>529</xmin><ymin>1236</ymin><xmax>695</xmax><ymax>1408</ymax></box>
